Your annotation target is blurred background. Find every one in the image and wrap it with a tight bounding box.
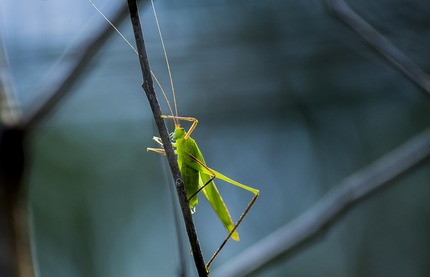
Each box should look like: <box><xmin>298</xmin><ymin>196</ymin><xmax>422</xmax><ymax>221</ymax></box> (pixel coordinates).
<box><xmin>1</xmin><ymin>0</ymin><xmax>430</xmax><ymax>276</ymax></box>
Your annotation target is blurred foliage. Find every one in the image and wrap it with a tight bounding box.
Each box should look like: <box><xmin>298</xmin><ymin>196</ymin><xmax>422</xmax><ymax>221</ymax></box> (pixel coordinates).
<box><xmin>1</xmin><ymin>0</ymin><xmax>430</xmax><ymax>276</ymax></box>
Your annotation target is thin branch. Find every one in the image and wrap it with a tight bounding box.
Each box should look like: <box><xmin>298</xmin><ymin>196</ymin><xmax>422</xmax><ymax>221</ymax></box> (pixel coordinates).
<box><xmin>213</xmin><ymin>128</ymin><xmax>430</xmax><ymax>277</ymax></box>
<box><xmin>324</xmin><ymin>0</ymin><xmax>430</xmax><ymax>96</ymax></box>
<box><xmin>126</xmin><ymin>1</ymin><xmax>207</xmax><ymax>276</ymax></box>
<box><xmin>22</xmin><ymin>0</ymin><xmax>146</xmax><ymax>131</ymax></box>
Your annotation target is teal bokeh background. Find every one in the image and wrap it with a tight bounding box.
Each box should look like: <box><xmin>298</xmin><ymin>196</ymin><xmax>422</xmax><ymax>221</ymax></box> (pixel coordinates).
<box><xmin>1</xmin><ymin>0</ymin><xmax>430</xmax><ymax>276</ymax></box>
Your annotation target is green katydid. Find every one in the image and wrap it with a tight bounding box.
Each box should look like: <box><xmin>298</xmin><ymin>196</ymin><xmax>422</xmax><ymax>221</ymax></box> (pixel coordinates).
<box><xmin>89</xmin><ymin>0</ymin><xmax>259</xmax><ymax>269</ymax></box>
<box><xmin>147</xmin><ymin>114</ymin><xmax>259</xmax><ymax>267</ymax></box>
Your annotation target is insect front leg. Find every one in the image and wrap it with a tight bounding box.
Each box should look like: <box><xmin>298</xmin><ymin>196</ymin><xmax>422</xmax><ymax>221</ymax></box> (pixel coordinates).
<box><xmin>152</xmin><ymin>136</ymin><xmax>163</xmax><ymax>146</ymax></box>
<box><xmin>147</xmin><ymin>136</ymin><xmax>166</xmax><ymax>154</ymax></box>
<box><xmin>161</xmin><ymin>115</ymin><xmax>198</xmax><ymax>140</ymax></box>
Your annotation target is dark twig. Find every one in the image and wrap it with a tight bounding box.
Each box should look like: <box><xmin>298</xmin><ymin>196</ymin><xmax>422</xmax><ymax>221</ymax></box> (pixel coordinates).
<box><xmin>324</xmin><ymin>0</ymin><xmax>430</xmax><ymax>96</ymax></box>
<box><xmin>213</xmin><ymin>128</ymin><xmax>430</xmax><ymax>277</ymax></box>
<box><xmin>22</xmin><ymin>0</ymin><xmax>146</xmax><ymax>130</ymax></box>
<box><xmin>126</xmin><ymin>1</ymin><xmax>207</xmax><ymax>276</ymax></box>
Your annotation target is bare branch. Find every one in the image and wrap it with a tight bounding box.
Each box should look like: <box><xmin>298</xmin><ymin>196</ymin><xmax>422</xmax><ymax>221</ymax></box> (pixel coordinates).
<box><xmin>213</xmin><ymin>128</ymin><xmax>430</xmax><ymax>277</ymax></box>
<box><xmin>126</xmin><ymin>1</ymin><xmax>207</xmax><ymax>276</ymax></box>
<box><xmin>324</xmin><ymin>0</ymin><xmax>430</xmax><ymax>96</ymax></box>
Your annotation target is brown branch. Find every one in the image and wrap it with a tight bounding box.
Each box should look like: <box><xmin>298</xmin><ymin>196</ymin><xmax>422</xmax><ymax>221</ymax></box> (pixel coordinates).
<box><xmin>324</xmin><ymin>0</ymin><xmax>430</xmax><ymax>96</ymax></box>
<box><xmin>126</xmin><ymin>1</ymin><xmax>207</xmax><ymax>276</ymax></box>
<box><xmin>213</xmin><ymin>128</ymin><xmax>430</xmax><ymax>277</ymax></box>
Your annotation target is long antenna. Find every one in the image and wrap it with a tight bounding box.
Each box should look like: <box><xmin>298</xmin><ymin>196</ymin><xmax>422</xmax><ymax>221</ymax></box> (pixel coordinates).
<box><xmin>88</xmin><ymin>0</ymin><xmax>176</xmax><ymax>121</ymax></box>
<box><xmin>150</xmin><ymin>0</ymin><xmax>179</xmax><ymax>125</ymax></box>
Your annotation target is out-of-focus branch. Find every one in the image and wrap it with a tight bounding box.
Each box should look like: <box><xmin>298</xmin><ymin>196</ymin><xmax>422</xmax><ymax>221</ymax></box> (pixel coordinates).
<box><xmin>22</xmin><ymin>0</ymin><xmax>146</xmax><ymax>130</ymax></box>
<box><xmin>0</xmin><ymin>35</ymin><xmax>33</xmax><ymax>277</ymax></box>
<box><xmin>0</xmin><ymin>2</ymin><xmax>146</xmax><ymax>276</ymax></box>
<box><xmin>0</xmin><ymin>35</ymin><xmax>21</xmax><ymax>127</ymax></box>
<box><xmin>0</xmin><ymin>127</ymin><xmax>32</xmax><ymax>277</ymax></box>
<box><xmin>126</xmin><ymin>1</ymin><xmax>207</xmax><ymax>276</ymax></box>
<box><xmin>213</xmin><ymin>128</ymin><xmax>430</xmax><ymax>277</ymax></box>
<box><xmin>325</xmin><ymin>0</ymin><xmax>430</xmax><ymax>96</ymax></box>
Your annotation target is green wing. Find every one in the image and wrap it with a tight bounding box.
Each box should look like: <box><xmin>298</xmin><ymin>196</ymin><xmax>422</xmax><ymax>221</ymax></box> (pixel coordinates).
<box><xmin>200</xmin><ymin>168</ymin><xmax>240</xmax><ymax>241</ymax></box>
<box><xmin>196</xmin><ymin>162</ymin><xmax>259</xmax><ymax>242</ymax></box>
<box><xmin>181</xmin><ymin>137</ymin><xmax>259</xmax><ymax>241</ymax></box>
<box><xmin>187</xmin><ymin>150</ymin><xmax>240</xmax><ymax>241</ymax></box>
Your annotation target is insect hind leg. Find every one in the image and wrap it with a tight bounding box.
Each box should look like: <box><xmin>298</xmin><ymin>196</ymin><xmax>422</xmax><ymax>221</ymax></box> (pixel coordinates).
<box><xmin>188</xmin><ymin>175</ymin><xmax>215</xmax><ymax>203</ymax></box>
<box><xmin>206</xmin><ymin>193</ymin><xmax>259</xmax><ymax>269</ymax></box>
